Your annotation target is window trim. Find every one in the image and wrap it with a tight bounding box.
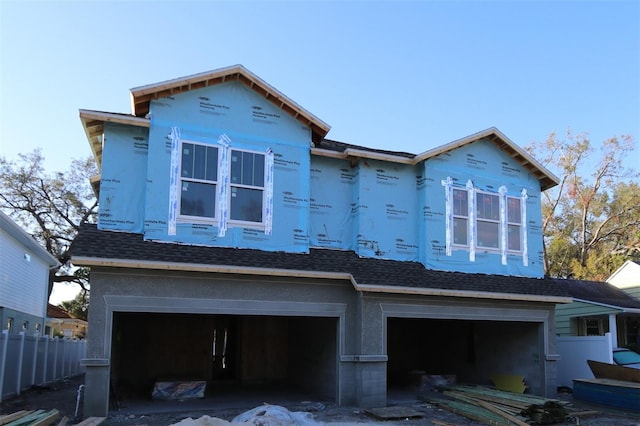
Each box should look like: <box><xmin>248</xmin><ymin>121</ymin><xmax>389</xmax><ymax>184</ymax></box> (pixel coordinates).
<box><xmin>168</xmin><ymin>129</ymin><xmax>273</xmax><ymax>236</ymax></box>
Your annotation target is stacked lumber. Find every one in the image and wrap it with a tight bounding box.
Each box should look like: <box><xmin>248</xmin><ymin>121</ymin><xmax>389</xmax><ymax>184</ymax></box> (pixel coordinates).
<box><xmin>0</xmin><ymin>409</ymin><xmax>59</xmax><ymax>426</ymax></box>
<box><xmin>426</xmin><ymin>384</ymin><xmax>571</xmax><ymax>425</ymax></box>
<box><xmin>0</xmin><ymin>411</ymin><xmax>104</xmax><ymax>426</ymax></box>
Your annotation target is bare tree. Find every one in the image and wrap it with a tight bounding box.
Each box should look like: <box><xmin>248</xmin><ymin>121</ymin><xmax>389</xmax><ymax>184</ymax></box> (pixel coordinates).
<box><xmin>526</xmin><ymin>130</ymin><xmax>639</xmax><ymax>280</ymax></box>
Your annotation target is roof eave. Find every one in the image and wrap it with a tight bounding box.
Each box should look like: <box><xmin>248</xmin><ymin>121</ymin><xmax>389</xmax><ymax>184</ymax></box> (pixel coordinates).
<box><xmin>72</xmin><ymin>255</ymin><xmax>569</xmax><ymax>303</ymax></box>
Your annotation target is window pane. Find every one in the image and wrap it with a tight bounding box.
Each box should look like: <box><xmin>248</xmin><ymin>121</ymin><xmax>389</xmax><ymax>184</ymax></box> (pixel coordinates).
<box><xmin>206</xmin><ymin>147</ymin><xmax>218</xmax><ymax>181</ymax></box>
<box><xmin>193</xmin><ymin>144</ymin><xmax>207</xmax><ymax>180</ymax></box>
<box><xmin>453</xmin><ymin>189</ymin><xmax>467</xmax><ymax>216</ymax></box>
<box><xmin>508</xmin><ymin>224</ymin><xmax>521</xmax><ymax>251</ymax></box>
<box><xmin>180</xmin><ymin>181</ymin><xmax>216</xmax><ymax>218</ymax></box>
<box><xmin>230</xmin><ymin>151</ymin><xmax>242</xmax><ymax>184</ymax></box>
<box><xmin>242</xmin><ymin>152</ymin><xmax>254</xmax><ymax>185</ymax></box>
<box><xmin>230</xmin><ymin>187</ymin><xmax>263</xmax><ymax>222</ymax></box>
<box><xmin>182</xmin><ymin>143</ymin><xmax>194</xmax><ymax>178</ymax></box>
<box><xmin>508</xmin><ymin>198</ymin><xmax>521</xmax><ymax>223</ymax></box>
<box><xmin>477</xmin><ymin>193</ymin><xmax>499</xmax><ymax>220</ymax></box>
<box><xmin>453</xmin><ymin>217</ymin><xmax>467</xmax><ymax>245</ymax></box>
<box><xmin>231</xmin><ymin>151</ymin><xmax>265</xmax><ymax>187</ymax></box>
<box><xmin>477</xmin><ymin>221</ymin><xmax>499</xmax><ymax>248</ymax></box>
<box><xmin>253</xmin><ymin>153</ymin><xmax>265</xmax><ymax>187</ymax></box>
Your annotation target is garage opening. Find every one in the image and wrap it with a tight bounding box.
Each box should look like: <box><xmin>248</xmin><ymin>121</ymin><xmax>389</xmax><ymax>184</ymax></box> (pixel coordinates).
<box><xmin>110</xmin><ymin>312</ymin><xmax>337</xmax><ymax>404</ymax></box>
<box><xmin>387</xmin><ymin>318</ymin><xmax>544</xmax><ymax>394</ymax></box>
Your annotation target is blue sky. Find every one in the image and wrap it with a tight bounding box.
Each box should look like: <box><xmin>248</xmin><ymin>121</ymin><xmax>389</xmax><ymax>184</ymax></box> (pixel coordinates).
<box><xmin>1</xmin><ymin>0</ymin><xmax>638</xmax><ymax>174</ymax></box>
<box><xmin>0</xmin><ymin>0</ymin><xmax>638</xmax><ymax>303</ymax></box>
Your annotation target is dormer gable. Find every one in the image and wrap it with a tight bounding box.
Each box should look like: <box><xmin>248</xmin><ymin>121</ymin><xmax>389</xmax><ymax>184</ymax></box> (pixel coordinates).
<box><xmin>129</xmin><ymin>64</ymin><xmax>330</xmax><ymax>144</ymax></box>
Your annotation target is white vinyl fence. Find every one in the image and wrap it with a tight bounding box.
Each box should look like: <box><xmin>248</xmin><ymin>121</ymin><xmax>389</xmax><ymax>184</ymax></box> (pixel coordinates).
<box><xmin>556</xmin><ymin>333</ymin><xmax>613</xmax><ymax>389</ymax></box>
<box><xmin>0</xmin><ymin>330</ymin><xmax>86</xmax><ymax>402</ymax></box>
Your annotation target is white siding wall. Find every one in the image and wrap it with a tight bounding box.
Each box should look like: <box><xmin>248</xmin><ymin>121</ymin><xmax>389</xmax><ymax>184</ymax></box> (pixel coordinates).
<box><xmin>0</xmin><ymin>228</ymin><xmax>49</xmax><ymax>317</ymax></box>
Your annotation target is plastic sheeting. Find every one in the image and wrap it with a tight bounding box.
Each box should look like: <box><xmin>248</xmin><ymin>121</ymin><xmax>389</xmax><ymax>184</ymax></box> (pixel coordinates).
<box><xmin>152</xmin><ymin>380</ymin><xmax>206</xmax><ymax>400</ymax></box>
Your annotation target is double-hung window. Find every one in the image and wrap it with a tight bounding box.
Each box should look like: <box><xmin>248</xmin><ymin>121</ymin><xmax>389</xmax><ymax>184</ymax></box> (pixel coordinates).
<box><xmin>452</xmin><ymin>188</ymin><xmax>469</xmax><ymax>246</ymax></box>
<box><xmin>476</xmin><ymin>192</ymin><xmax>500</xmax><ymax>249</ymax></box>
<box><xmin>229</xmin><ymin>149</ymin><xmax>265</xmax><ymax>224</ymax></box>
<box><xmin>180</xmin><ymin>142</ymin><xmax>219</xmax><ymax>219</ymax></box>
<box><xmin>507</xmin><ymin>197</ymin><xmax>522</xmax><ymax>251</ymax></box>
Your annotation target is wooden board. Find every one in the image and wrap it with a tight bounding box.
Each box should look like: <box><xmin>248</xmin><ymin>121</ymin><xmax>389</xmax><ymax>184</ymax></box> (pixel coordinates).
<box><xmin>587</xmin><ymin>359</ymin><xmax>640</xmax><ymax>383</ymax></box>
<box><xmin>365</xmin><ymin>406</ymin><xmax>423</xmax><ymax>420</ymax></box>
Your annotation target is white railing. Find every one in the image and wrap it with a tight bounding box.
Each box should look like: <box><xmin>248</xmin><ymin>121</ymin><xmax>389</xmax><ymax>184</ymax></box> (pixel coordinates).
<box><xmin>0</xmin><ymin>330</ymin><xmax>87</xmax><ymax>402</ymax></box>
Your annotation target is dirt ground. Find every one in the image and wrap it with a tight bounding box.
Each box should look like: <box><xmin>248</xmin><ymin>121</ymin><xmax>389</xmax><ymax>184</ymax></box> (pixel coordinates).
<box><xmin>1</xmin><ymin>375</ymin><xmax>639</xmax><ymax>425</ymax></box>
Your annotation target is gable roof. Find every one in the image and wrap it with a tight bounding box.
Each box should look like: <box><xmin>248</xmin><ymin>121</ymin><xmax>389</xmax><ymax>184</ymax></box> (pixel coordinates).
<box><xmin>557</xmin><ymin>278</ymin><xmax>640</xmax><ymax>310</ymax></box>
<box><xmin>129</xmin><ymin>64</ymin><xmax>331</xmax><ymax>144</ymax></box>
<box><xmin>313</xmin><ymin>127</ymin><xmax>559</xmax><ymax>191</ymax></box>
<box><xmin>47</xmin><ymin>303</ymin><xmax>72</xmax><ymax>319</ymax></box>
<box><xmin>72</xmin><ymin>223</ymin><xmax>571</xmax><ymax>304</ymax></box>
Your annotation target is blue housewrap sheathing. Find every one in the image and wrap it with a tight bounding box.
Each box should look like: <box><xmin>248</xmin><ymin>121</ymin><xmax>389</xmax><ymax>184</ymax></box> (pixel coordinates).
<box><xmin>141</xmin><ymin>81</ymin><xmax>312</xmax><ymax>253</ymax></box>
<box><xmin>97</xmin><ymin>79</ymin><xmax>546</xmax><ymax>278</ymax></box>
<box><xmin>99</xmin><ymin>123</ymin><xmax>148</xmax><ymax>233</ymax></box>
<box><xmin>421</xmin><ymin>139</ymin><xmax>545</xmax><ymax>277</ymax></box>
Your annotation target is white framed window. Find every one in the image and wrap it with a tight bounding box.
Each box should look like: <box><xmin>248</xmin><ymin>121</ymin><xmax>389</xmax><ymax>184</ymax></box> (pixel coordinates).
<box><xmin>179</xmin><ymin>141</ymin><xmax>219</xmax><ymax>220</ymax></box>
<box><xmin>452</xmin><ymin>188</ymin><xmax>469</xmax><ymax>246</ymax></box>
<box><xmin>229</xmin><ymin>149</ymin><xmax>266</xmax><ymax>225</ymax></box>
<box><xmin>476</xmin><ymin>191</ymin><xmax>500</xmax><ymax>250</ymax></box>
<box><xmin>169</xmin><ymin>130</ymin><xmax>273</xmax><ymax>236</ymax></box>
<box><xmin>507</xmin><ymin>196</ymin><xmax>522</xmax><ymax>252</ymax></box>
<box><xmin>442</xmin><ymin>178</ymin><xmax>527</xmax><ymax>264</ymax></box>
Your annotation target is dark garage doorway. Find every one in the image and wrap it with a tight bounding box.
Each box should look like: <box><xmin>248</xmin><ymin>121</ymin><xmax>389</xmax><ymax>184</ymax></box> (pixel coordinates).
<box><xmin>387</xmin><ymin>318</ymin><xmax>544</xmax><ymax>394</ymax></box>
<box><xmin>110</xmin><ymin>312</ymin><xmax>338</xmax><ymax>404</ymax></box>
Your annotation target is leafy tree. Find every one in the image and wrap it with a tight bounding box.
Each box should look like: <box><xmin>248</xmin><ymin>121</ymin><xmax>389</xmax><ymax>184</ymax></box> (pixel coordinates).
<box><xmin>0</xmin><ymin>149</ymin><xmax>98</xmax><ymax>293</ymax></box>
<box><xmin>526</xmin><ymin>130</ymin><xmax>639</xmax><ymax>280</ymax></box>
<box><xmin>60</xmin><ymin>291</ymin><xmax>89</xmax><ymax>321</ymax></box>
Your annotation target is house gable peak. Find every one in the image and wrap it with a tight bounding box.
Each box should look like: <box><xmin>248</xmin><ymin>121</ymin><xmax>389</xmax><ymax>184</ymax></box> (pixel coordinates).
<box><xmin>129</xmin><ymin>64</ymin><xmax>331</xmax><ymax>143</ymax></box>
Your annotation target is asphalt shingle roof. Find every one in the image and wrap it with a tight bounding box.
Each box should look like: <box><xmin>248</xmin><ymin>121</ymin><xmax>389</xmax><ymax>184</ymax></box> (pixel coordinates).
<box><xmin>558</xmin><ymin>278</ymin><xmax>640</xmax><ymax>309</ymax></box>
<box><xmin>73</xmin><ymin>223</ymin><xmax>573</xmax><ymax>300</ymax></box>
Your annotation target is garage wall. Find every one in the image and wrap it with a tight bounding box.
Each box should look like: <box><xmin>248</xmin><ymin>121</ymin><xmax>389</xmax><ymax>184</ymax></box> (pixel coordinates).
<box><xmin>371</xmin><ymin>294</ymin><xmax>557</xmax><ymax>397</ymax></box>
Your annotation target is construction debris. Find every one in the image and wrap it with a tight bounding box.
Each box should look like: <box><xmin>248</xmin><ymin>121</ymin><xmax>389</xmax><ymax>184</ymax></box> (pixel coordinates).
<box><xmin>424</xmin><ymin>384</ymin><xmax>574</xmax><ymax>425</ymax></box>
<box><xmin>0</xmin><ymin>411</ymin><xmax>104</xmax><ymax>426</ymax></box>
<box><xmin>0</xmin><ymin>409</ymin><xmax>60</xmax><ymax>426</ymax></box>
<box><xmin>365</xmin><ymin>405</ymin><xmax>424</xmax><ymax>420</ymax></box>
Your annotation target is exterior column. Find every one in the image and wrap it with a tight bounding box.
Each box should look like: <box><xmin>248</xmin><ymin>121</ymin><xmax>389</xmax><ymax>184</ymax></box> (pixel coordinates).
<box><xmin>608</xmin><ymin>314</ymin><xmax>618</xmax><ymax>348</ymax></box>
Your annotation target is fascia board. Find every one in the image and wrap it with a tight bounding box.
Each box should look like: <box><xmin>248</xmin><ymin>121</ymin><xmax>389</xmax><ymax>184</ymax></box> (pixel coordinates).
<box><xmin>573</xmin><ymin>298</ymin><xmax>640</xmax><ymax>313</ymax></box>
<box><xmin>72</xmin><ymin>256</ymin><xmax>569</xmax><ymax>303</ymax></box>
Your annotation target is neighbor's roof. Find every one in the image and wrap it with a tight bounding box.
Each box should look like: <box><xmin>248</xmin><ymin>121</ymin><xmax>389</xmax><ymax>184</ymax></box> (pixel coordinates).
<box><xmin>73</xmin><ymin>223</ymin><xmax>571</xmax><ymax>304</ymax></box>
<box><xmin>129</xmin><ymin>64</ymin><xmax>331</xmax><ymax>144</ymax></box>
<box><xmin>558</xmin><ymin>278</ymin><xmax>640</xmax><ymax>310</ymax></box>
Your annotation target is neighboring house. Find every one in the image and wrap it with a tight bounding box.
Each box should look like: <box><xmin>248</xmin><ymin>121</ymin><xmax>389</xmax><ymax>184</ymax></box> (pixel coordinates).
<box><xmin>46</xmin><ymin>303</ymin><xmax>88</xmax><ymax>339</ymax></box>
<box><xmin>555</xmin><ymin>278</ymin><xmax>640</xmax><ymax>350</ymax></box>
<box><xmin>74</xmin><ymin>65</ymin><xmax>573</xmax><ymax>417</ymax></box>
<box><xmin>0</xmin><ymin>211</ymin><xmax>60</xmax><ymax>335</ymax></box>
<box><xmin>608</xmin><ymin>260</ymin><xmax>640</xmax><ymax>300</ymax></box>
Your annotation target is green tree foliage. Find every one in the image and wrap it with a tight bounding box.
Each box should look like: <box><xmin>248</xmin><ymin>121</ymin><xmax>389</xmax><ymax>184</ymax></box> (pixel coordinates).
<box><xmin>526</xmin><ymin>130</ymin><xmax>640</xmax><ymax>280</ymax></box>
<box><xmin>60</xmin><ymin>291</ymin><xmax>89</xmax><ymax>321</ymax></box>
<box><xmin>0</xmin><ymin>150</ymin><xmax>98</xmax><ymax>293</ymax></box>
